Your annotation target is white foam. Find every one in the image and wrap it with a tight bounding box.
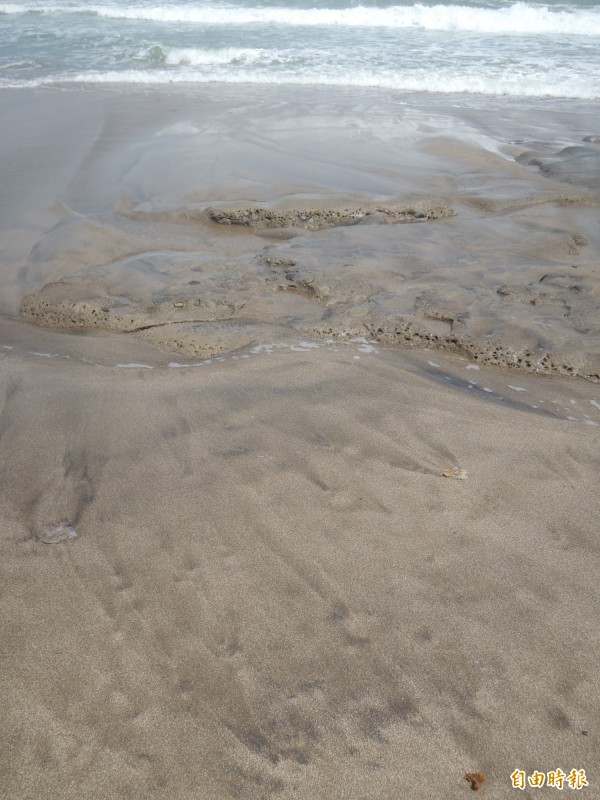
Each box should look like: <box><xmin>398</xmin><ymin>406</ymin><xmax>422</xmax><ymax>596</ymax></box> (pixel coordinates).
<box><xmin>349</xmin><ymin>337</ymin><xmax>378</xmax><ymax>353</ymax></box>
<box><xmin>154</xmin><ymin>122</ymin><xmax>201</xmax><ymax>137</ymax></box>
<box><xmin>507</xmin><ymin>385</ymin><xmax>526</xmax><ymax>392</ymax></box>
<box><xmin>466</xmin><ymin>363</ymin><xmax>480</xmax><ymax>370</ymax></box>
<box><xmin>249</xmin><ymin>343</ymin><xmax>291</xmax><ymax>354</ymax></box>
<box><xmin>590</xmin><ymin>400</ymin><xmax>600</xmax><ymax>412</ymax></box>
<box><xmin>7</xmin><ymin>3</ymin><xmax>600</xmax><ymax>37</ymax></box>
<box><xmin>9</xmin><ymin>65</ymin><xmax>598</xmax><ymax>100</ymax></box>
<box><xmin>168</xmin><ymin>361</ymin><xmax>206</xmax><ymax>368</ymax></box>
<box><xmin>162</xmin><ymin>47</ymin><xmax>277</xmax><ymax>67</ymax></box>
<box><xmin>116</xmin><ymin>362</ymin><xmax>153</xmax><ymax>369</ymax></box>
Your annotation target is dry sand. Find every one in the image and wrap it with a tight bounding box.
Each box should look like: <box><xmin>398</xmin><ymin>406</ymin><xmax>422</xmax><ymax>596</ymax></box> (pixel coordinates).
<box><xmin>1</xmin><ymin>86</ymin><xmax>599</xmax><ymax>799</ymax></box>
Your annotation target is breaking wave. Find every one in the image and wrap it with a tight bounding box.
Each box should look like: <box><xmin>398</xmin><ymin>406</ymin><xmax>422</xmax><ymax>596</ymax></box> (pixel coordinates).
<box><xmin>2</xmin><ymin>2</ymin><xmax>600</xmax><ymax>37</ymax></box>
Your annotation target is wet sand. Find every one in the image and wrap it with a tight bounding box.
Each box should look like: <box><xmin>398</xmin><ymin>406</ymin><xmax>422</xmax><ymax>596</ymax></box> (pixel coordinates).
<box><xmin>1</xmin><ymin>86</ymin><xmax>600</xmax><ymax>799</ymax></box>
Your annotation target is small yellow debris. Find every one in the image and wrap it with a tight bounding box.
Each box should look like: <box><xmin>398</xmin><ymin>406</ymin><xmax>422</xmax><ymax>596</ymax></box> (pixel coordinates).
<box><xmin>465</xmin><ymin>771</ymin><xmax>486</xmax><ymax>791</ymax></box>
<box><xmin>441</xmin><ymin>467</ymin><xmax>468</xmax><ymax>480</ymax></box>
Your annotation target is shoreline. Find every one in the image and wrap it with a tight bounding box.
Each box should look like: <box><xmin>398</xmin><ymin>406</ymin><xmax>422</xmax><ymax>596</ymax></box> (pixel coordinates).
<box><xmin>3</xmin><ymin>85</ymin><xmax>600</xmax><ymax>380</ymax></box>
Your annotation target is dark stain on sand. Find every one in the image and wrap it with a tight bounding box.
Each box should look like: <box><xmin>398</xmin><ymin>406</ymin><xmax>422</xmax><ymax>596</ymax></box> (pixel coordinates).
<box><xmin>415</xmin><ymin>626</ymin><xmax>433</xmax><ymax>642</ymax></box>
<box><xmin>360</xmin><ymin>697</ymin><xmax>419</xmax><ymax>741</ymax></box>
<box><xmin>550</xmin><ymin>707</ymin><xmax>571</xmax><ymax>730</ymax></box>
<box><xmin>329</xmin><ymin>601</ymin><xmax>350</xmax><ymax>621</ymax></box>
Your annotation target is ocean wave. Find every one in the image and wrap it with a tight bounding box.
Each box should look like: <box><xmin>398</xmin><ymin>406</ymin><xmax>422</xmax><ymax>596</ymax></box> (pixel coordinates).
<box><xmin>3</xmin><ymin>66</ymin><xmax>599</xmax><ymax>99</ymax></box>
<box><xmin>145</xmin><ymin>46</ymin><xmax>284</xmax><ymax>67</ymax></box>
<box><xmin>2</xmin><ymin>2</ymin><xmax>600</xmax><ymax>36</ymax></box>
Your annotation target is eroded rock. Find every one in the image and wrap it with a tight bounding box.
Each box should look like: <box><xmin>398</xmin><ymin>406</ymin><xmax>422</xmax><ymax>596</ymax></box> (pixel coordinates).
<box><xmin>206</xmin><ymin>200</ymin><xmax>454</xmax><ymax>231</ymax></box>
<box><xmin>20</xmin><ymin>277</ymin><xmax>242</xmax><ymax>333</ymax></box>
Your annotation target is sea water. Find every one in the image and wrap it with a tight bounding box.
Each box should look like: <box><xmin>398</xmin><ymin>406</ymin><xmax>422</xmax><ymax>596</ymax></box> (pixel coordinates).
<box><xmin>1</xmin><ymin>0</ymin><xmax>599</xmax><ymax>98</ymax></box>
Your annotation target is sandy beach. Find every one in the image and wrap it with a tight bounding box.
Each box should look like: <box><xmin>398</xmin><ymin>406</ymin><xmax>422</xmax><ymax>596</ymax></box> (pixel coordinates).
<box><xmin>1</xmin><ymin>85</ymin><xmax>599</xmax><ymax>799</ymax></box>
